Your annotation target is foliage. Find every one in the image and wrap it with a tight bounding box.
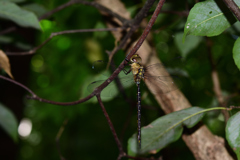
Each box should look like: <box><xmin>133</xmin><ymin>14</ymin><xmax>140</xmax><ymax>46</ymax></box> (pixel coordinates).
<box><xmin>183</xmin><ymin>0</ymin><xmax>238</xmax><ymax>40</ymax></box>
<box><xmin>128</xmin><ymin>107</ymin><xmax>205</xmax><ymax>156</ymax></box>
<box><xmin>226</xmin><ymin>111</ymin><xmax>240</xmax><ymax>159</ymax></box>
<box><xmin>0</xmin><ymin>0</ymin><xmax>240</xmax><ymax>160</ymax></box>
<box><xmin>0</xmin><ymin>1</ymin><xmax>41</xmax><ymax>29</ymax></box>
<box><xmin>0</xmin><ymin>103</ymin><xmax>18</xmax><ymax>142</ymax></box>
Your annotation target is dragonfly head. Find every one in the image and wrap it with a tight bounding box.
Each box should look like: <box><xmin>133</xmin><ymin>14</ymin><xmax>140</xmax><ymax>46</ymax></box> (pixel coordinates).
<box><xmin>130</xmin><ymin>54</ymin><xmax>142</xmax><ymax>64</ymax></box>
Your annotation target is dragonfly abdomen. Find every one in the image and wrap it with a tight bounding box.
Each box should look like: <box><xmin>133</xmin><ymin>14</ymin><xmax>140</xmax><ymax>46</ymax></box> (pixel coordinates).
<box><xmin>137</xmin><ymin>83</ymin><xmax>141</xmax><ymax>148</ymax></box>
<box><xmin>130</xmin><ymin>55</ymin><xmax>145</xmax><ymax>148</ymax></box>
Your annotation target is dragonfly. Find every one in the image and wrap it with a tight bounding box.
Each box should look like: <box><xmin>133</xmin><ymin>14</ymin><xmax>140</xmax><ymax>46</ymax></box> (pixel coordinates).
<box><xmin>88</xmin><ymin>54</ymin><xmax>181</xmax><ymax>148</ymax></box>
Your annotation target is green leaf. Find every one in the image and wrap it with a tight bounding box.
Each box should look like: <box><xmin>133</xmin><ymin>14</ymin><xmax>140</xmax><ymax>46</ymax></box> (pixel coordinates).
<box><xmin>128</xmin><ymin>107</ymin><xmax>227</xmax><ymax>156</ymax></box>
<box><xmin>233</xmin><ymin>37</ymin><xmax>240</xmax><ymax>70</ymax></box>
<box><xmin>128</xmin><ymin>107</ymin><xmax>205</xmax><ymax>156</ymax></box>
<box><xmin>0</xmin><ymin>103</ymin><xmax>18</xmax><ymax>142</ymax></box>
<box><xmin>0</xmin><ymin>1</ymin><xmax>41</xmax><ymax>30</ymax></box>
<box><xmin>83</xmin><ymin>70</ymin><xmax>134</xmax><ymax>102</ymax></box>
<box><xmin>226</xmin><ymin>111</ymin><xmax>240</xmax><ymax>159</ymax></box>
<box><xmin>183</xmin><ymin>0</ymin><xmax>238</xmax><ymax>42</ymax></box>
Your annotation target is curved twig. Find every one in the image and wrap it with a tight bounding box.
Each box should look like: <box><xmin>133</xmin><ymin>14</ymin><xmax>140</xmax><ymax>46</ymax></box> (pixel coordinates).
<box><xmin>107</xmin><ymin>0</ymin><xmax>156</xmax><ymax>60</ymax></box>
<box><xmin>0</xmin><ymin>75</ymin><xmax>35</xmax><ymax>96</ymax></box>
<box><xmin>125</xmin><ymin>0</ymin><xmax>166</xmax><ymax>60</ymax></box>
<box><xmin>56</xmin><ymin>119</ymin><xmax>68</xmax><ymax>160</ymax></box>
<box><xmin>0</xmin><ymin>75</ymin><xmax>93</xmax><ymax>105</ymax></box>
<box><xmin>5</xmin><ymin>27</ymin><xmax>123</xmax><ymax>55</ymax></box>
<box><xmin>0</xmin><ymin>26</ymin><xmax>16</xmax><ymax>36</ymax></box>
<box><xmin>96</xmin><ymin>95</ymin><xmax>126</xmax><ymax>159</ymax></box>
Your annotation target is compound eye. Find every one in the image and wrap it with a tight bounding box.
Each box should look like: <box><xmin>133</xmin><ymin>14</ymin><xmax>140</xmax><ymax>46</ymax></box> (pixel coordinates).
<box><xmin>130</xmin><ymin>54</ymin><xmax>142</xmax><ymax>63</ymax></box>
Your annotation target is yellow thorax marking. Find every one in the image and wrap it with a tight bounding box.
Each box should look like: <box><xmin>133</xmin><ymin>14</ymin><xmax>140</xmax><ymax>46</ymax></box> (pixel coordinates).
<box><xmin>131</xmin><ymin>63</ymin><xmax>140</xmax><ymax>75</ymax></box>
<box><xmin>130</xmin><ymin>54</ymin><xmax>145</xmax><ymax>84</ymax></box>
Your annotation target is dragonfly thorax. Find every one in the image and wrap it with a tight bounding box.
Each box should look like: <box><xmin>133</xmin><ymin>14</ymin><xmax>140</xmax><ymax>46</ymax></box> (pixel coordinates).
<box><xmin>130</xmin><ymin>62</ymin><xmax>145</xmax><ymax>85</ymax></box>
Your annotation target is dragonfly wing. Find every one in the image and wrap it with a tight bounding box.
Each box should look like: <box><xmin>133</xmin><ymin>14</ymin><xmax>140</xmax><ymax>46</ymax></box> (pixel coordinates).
<box><xmin>119</xmin><ymin>73</ymin><xmax>135</xmax><ymax>88</ymax></box>
<box><xmin>92</xmin><ymin>60</ymin><xmax>131</xmax><ymax>78</ymax></box>
<box><xmin>144</xmin><ymin>57</ymin><xmax>183</xmax><ymax>75</ymax></box>
<box><xmin>144</xmin><ymin>75</ymin><xmax>180</xmax><ymax>94</ymax></box>
<box><xmin>87</xmin><ymin>80</ymin><xmax>120</xmax><ymax>97</ymax></box>
<box><xmin>91</xmin><ymin>60</ymin><xmax>113</xmax><ymax>76</ymax></box>
<box><xmin>87</xmin><ymin>75</ymin><xmax>135</xmax><ymax>98</ymax></box>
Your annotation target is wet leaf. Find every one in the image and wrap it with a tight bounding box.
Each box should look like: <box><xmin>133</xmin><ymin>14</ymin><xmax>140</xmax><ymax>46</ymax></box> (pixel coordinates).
<box><xmin>0</xmin><ymin>103</ymin><xmax>18</xmax><ymax>142</ymax></box>
<box><xmin>128</xmin><ymin>107</ymin><xmax>206</xmax><ymax>156</ymax></box>
<box><xmin>0</xmin><ymin>50</ymin><xmax>14</xmax><ymax>79</ymax></box>
<box><xmin>0</xmin><ymin>1</ymin><xmax>41</xmax><ymax>30</ymax></box>
<box><xmin>233</xmin><ymin>37</ymin><xmax>240</xmax><ymax>70</ymax></box>
<box><xmin>226</xmin><ymin>111</ymin><xmax>240</xmax><ymax>159</ymax></box>
<box><xmin>183</xmin><ymin>0</ymin><xmax>238</xmax><ymax>42</ymax></box>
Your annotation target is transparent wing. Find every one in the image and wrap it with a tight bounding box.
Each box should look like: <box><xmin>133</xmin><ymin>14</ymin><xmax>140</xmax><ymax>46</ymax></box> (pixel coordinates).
<box><xmin>92</xmin><ymin>60</ymin><xmax>112</xmax><ymax>76</ymax></box>
<box><xmin>143</xmin><ymin>57</ymin><xmax>183</xmax><ymax>94</ymax></box>
<box><xmin>144</xmin><ymin>75</ymin><xmax>181</xmax><ymax>94</ymax></box>
<box><xmin>87</xmin><ymin>80</ymin><xmax>119</xmax><ymax>97</ymax></box>
<box><xmin>144</xmin><ymin>63</ymin><xmax>168</xmax><ymax>76</ymax></box>
<box><xmin>87</xmin><ymin>74</ymin><xmax>135</xmax><ymax>98</ymax></box>
<box><xmin>92</xmin><ymin>60</ymin><xmax>131</xmax><ymax>78</ymax></box>
<box><xmin>144</xmin><ymin>56</ymin><xmax>182</xmax><ymax>76</ymax></box>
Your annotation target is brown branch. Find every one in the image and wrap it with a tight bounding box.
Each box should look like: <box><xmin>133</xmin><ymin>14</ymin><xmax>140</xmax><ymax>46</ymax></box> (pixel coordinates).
<box><xmin>0</xmin><ymin>26</ymin><xmax>16</xmax><ymax>36</ymax></box>
<box><xmin>56</xmin><ymin>119</ymin><xmax>68</xmax><ymax>160</ymax></box>
<box><xmin>39</xmin><ymin>0</ymin><xmax>127</xmax><ymax>23</ymax></box>
<box><xmin>160</xmin><ymin>10</ymin><xmax>189</xmax><ymax>17</ymax></box>
<box><xmin>206</xmin><ymin>38</ymin><xmax>229</xmax><ymax>122</ymax></box>
<box><xmin>96</xmin><ymin>95</ymin><xmax>126</xmax><ymax>160</ymax></box>
<box><xmin>0</xmin><ymin>75</ymin><xmax>94</xmax><ymax>105</ymax></box>
<box><xmin>108</xmin><ymin>27</ymin><xmax>136</xmax><ymax>61</ymax></box>
<box><xmin>130</xmin><ymin>0</ymin><xmax>156</xmax><ymax>26</ymax></box>
<box><xmin>0</xmin><ymin>75</ymin><xmax>36</xmax><ymax>96</ymax></box>
<box><xmin>27</xmin><ymin>94</ymin><xmax>93</xmax><ymax>106</ymax></box>
<box><xmin>107</xmin><ymin>0</ymin><xmax>156</xmax><ymax>60</ymax></box>
<box><xmin>5</xmin><ymin>27</ymin><xmax>123</xmax><ymax>55</ymax></box>
<box><xmin>222</xmin><ymin>0</ymin><xmax>240</xmax><ymax>21</ymax></box>
<box><xmin>125</xmin><ymin>0</ymin><xmax>166</xmax><ymax>61</ymax></box>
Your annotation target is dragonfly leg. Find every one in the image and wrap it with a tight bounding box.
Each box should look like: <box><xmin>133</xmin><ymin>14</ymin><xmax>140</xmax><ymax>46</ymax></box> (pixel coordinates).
<box><xmin>123</xmin><ymin>68</ymin><xmax>132</xmax><ymax>75</ymax></box>
<box><xmin>125</xmin><ymin>57</ymin><xmax>130</xmax><ymax>62</ymax></box>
